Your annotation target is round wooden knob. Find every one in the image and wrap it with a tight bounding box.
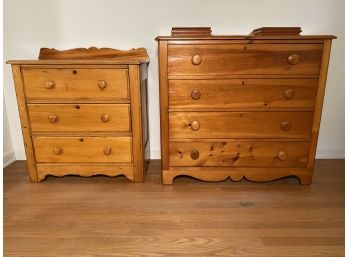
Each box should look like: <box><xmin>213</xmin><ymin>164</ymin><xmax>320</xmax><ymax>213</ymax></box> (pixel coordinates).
<box><xmin>191</xmin><ymin>89</ymin><xmax>201</xmax><ymax>100</ymax></box>
<box><xmin>53</xmin><ymin>147</ymin><xmax>62</xmax><ymax>155</ymax></box>
<box><xmin>191</xmin><ymin>150</ymin><xmax>200</xmax><ymax>160</ymax></box>
<box><xmin>284</xmin><ymin>89</ymin><xmax>295</xmax><ymax>99</ymax></box>
<box><xmin>288</xmin><ymin>54</ymin><xmax>300</xmax><ymax>65</ymax></box>
<box><xmin>191</xmin><ymin>55</ymin><xmax>202</xmax><ymax>65</ymax></box>
<box><xmin>97</xmin><ymin>80</ymin><xmax>107</xmax><ymax>89</ymax></box>
<box><xmin>44</xmin><ymin>80</ymin><xmax>55</xmax><ymax>89</ymax></box>
<box><xmin>278</xmin><ymin>151</ymin><xmax>287</xmax><ymax>161</ymax></box>
<box><xmin>48</xmin><ymin>115</ymin><xmax>59</xmax><ymax>123</ymax></box>
<box><xmin>101</xmin><ymin>114</ymin><xmax>110</xmax><ymax>123</ymax></box>
<box><xmin>281</xmin><ymin>121</ymin><xmax>291</xmax><ymax>131</ymax></box>
<box><xmin>103</xmin><ymin>147</ymin><xmax>112</xmax><ymax>155</ymax></box>
<box><xmin>190</xmin><ymin>121</ymin><xmax>200</xmax><ymax>131</ymax></box>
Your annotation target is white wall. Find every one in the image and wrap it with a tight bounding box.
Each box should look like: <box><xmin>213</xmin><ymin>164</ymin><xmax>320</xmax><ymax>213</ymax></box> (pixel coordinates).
<box><xmin>3</xmin><ymin>101</ymin><xmax>15</xmax><ymax>166</ymax></box>
<box><xmin>3</xmin><ymin>0</ymin><xmax>344</xmax><ymax>160</ymax></box>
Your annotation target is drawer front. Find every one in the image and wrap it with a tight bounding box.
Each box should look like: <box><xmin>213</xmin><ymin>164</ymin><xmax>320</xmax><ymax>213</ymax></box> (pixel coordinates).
<box><xmin>28</xmin><ymin>104</ymin><xmax>130</xmax><ymax>132</ymax></box>
<box><xmin>169</xmin><ymin>111</ymin><xmax>313</xmax><ymax>139</ymax></box>
<box><xmin>22</xmin><ymin>68</ymin><xmax>129</xmax><ymax>101</ymax></box>
<box><xmin>33</xmin><ymin>136</ymin><xmax>132</xmax><ymax>163</ymax></box>
<box><xmin>169</xmin><ymin>79</ymin><xmax>318</xmax><ymax>108</ymax></box>
<box><xmin>168</xmin><ymin>44</ymin><xmax>323</xmax><ymax>76</ymax></box>
<box><xmin>169</xmin><ymin>141</ymin><xmax>309</xmax><ymax>167</ymax></box>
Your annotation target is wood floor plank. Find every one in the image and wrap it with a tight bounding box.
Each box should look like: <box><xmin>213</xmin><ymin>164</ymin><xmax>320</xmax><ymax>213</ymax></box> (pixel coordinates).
<box><xmin>4</xmin><ymin>159</ymin><xmax>344</xmax><ymax>257</ymax></box>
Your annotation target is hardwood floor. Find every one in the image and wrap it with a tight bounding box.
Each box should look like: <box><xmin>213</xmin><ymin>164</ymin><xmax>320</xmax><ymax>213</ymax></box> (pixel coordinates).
<box><xmin>4</xmin><ymin>159</ymin><xmax>344</xmax><ymax>257</ymax></box>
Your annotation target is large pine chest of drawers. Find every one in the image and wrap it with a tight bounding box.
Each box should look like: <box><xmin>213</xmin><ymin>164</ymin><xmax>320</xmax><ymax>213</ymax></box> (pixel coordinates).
<box><xmin>7</xmin><ymin>47</ymin><xmax>150</xmax><ymax>182</ymax></box>
<box><xmin>156</xmin><ymin>27</ymin><xmax>335</xmax><ymax>184</ymax></box>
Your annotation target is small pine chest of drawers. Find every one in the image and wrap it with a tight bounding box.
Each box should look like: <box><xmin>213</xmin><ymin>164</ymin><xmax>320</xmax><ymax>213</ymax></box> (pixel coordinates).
<box><xmin>7</xmin><ymin>47</ymin><xmax>150</xmax><ymax>182</ymax></box>
<box><xmin>156</xmin><ymin>27</ymin><xmax>335</xmax><ymax>184</ymax></box>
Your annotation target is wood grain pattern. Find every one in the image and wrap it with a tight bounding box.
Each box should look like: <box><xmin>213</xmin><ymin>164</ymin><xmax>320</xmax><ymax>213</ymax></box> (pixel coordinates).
<box><xmin>28</xmin><ymin>104</ymin><xmax>130</xmax><ymax>132</ymax></box>
<box><xmin>8</xmin><ymin>50</ymin><xmax>149</xmax><ymax>182</ymax></box>
<box><xmin>158</xmin><ymin>40</ymin><xmax>170</xmax><ymax>170</ymax></box>
<box><xmin>169</xmin><ymin>140</ymin><xmax>309</xmax><ymax>167</ymax></box>
<box><xmin>36</xmin><ymin>163</ymin><xmax>134</xmax><ymax>181</ymax></box>
<box><xmin>129</xmin><ymin>65</ymin><xmax>145</xmax><ymax>182</ymax></box>
<box><xmin>156</xmin><ymin>35</ymin><xmax>336</xmax><ymax>41</ymax></box>
<box><xmin>162</xmin><ymin>167</ymin><xmax>314</xmax><ymax>185</ymax></box>
<box><xmin>158</xmin><ymin>27</ymin><xmax>334</xmax><ymax>184</ymax></box>
<box><xmin>33</xmin><ymin>136</ymin><xmax>132</xmax><ymax>163</ymax></box>
<box><xmin>4</xmin><ymin>159</ymin><xmax>344</xmax><ymax>256</ymax></box>
<box><xmin>169</xmin><ymin>111</ymin><xmax>313</xmax><ymax>139</ymax></box>
<box><xmin>307</xmin><ymin>40</ymin><xmax>333</xmax><ymax>170</ymax></box>
<box><xmin>39</xmin><ymin>47</ymin><xmax>148</xmax><ymax>60</ymax></box>
<box><xmin>169</xmin><ymin>79</ymin><xmax>318</xmax><ymax>109</ymax></box>
<box><xmin>251</xmin><ymin>27</ymin><xmax>302</xmax><ymax>36</ymax></box>
<box><xmin>168</xmin><ymin>44</ymin><xmax>323</xmax><ymax>76</ymax></box>
<box><xmin>22</xmin><ymin>68</ymin><xmax>129</xmax><ymax>101</ymax></box>
<box><xmin>7</xmin><ymin>59</ymin><xmax>149</xmax><ymax>65</ymax></box>
<box><xmin>171</xmin><ymin>27</ymin><xmax>212</xmax><ymax>37</ymax></box>
<box><xmin>10</xmin><ymin>65</ymin><xmax>38</xmax><ymax>182</ymax></box>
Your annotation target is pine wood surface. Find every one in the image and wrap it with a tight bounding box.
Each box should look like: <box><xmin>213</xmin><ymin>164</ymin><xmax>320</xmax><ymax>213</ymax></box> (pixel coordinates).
<box><xmin>158</xmin><ymin>29</ymin><xmax>334</xmax><ymax>184</ymax></box>
<box><xmin>169</xmin><ymin>111</ymin><xmax>313</xmax><ymax>139</ymax></box>
<box><xmin>22</xmin><ymin>68</ymin><xmax>129</xmax><ymax>101</ymax></box>
<box><xmin>28</xmin><ymin>104</ymin><xmax>131</xmax><ymax>133</ymax></box>
<box><xmin>307</xmin><ymin>40</ymin><xmax>333</xmax><ymax>170</ymax></box>
<box><xmin>38</xmin><ymin>47</ymin><xmax>149</xmax><ymax>61</ymax></box>
<box><xmin>36</xmin><ymin>164</ymin><xmax>135</xmax><ymax>182</ymax></box>
<box><xmin>168</xmin><ymin>44</ymin><xmax>323</xmax><ymax>76</ymax></box>
<box><xmin>4</xmin><ymin>159</ymin><xmax>344</xmax><ymax>257</ymax></box>
<box><xmin>33</xmin><ymin>136</ymin><xmax>132</xmax><ymax>163</ymax></box>
<box><xmin>158</xmin><ymin>40</ymin><xmax>170</xmax><ymax>170</ymax></box>
<box><xmin>8</xmin><ymin>48</ymin><xmax>150</xmax><ymax>182</ymax></box>
<box><xmin>11</xmin><ymin>65</ymin><xmax>38</xmax><ymax>182</ymax></box>
<box><xmin>169</xmin><ymin>79</ymin><xmax>318</xmax><ymax>109</ymax></box>
<box><xmin>129</xmin><ymin>65</ymin><xmax>145</xmax><ymax>182</ymax></box>
<box><xmin>169</xmin><ymin>141</ymin><xmax>309</xmax><ymax>167</ymax></box>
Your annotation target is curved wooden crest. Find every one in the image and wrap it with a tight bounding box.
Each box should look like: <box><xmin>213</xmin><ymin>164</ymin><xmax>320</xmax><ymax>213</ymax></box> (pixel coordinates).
<box><xmin>39</xmin><ymin>47</ymin><xmax>148</xmax><ymax>60</ymax></box>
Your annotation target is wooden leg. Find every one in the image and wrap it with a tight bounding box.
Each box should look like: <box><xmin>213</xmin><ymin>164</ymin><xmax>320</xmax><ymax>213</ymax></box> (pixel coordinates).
<box><xmin>37</xmin><ymin>173</ymin><xmax>46</xmax><ymax>182</ymax></box>
<box><xmin>162</xmin><ymin>170</ymin><xmax>175</xmax><ymax>185</ymax></box>
<box><xmin>298</xmin><ymin>174</ymin><xmax>313</xmax><ymax>185</ymax></box>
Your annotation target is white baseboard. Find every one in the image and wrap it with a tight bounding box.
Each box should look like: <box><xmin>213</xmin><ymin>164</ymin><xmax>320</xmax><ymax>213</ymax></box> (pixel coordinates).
<box><xmin>15</xmin><ymin>150</ymin><xmax>26</xmax><ymax>160</ymax></box>
<box><xmin>3</xmin><ymin>151</ymin><xmax>16</xmax><ymax>168</ymax></box>
<box><xmin>316</xmin><ymin>147</ymin><xmax>345</xmax><ymax>159</ymax></box>
<box><xmin>150</xmin><ymin>148</ymin><xmax>161</xmax><ymax>159</ymax></box>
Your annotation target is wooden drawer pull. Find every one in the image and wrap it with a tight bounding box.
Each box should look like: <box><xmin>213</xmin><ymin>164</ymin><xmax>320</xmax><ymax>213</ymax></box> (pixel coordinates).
<box><xmin>103</xmin><ymin>147</ymin><xmax>112</xmax><ymax>155</ymax></box>
<box><xmin>97</xmin><ymin>80</ymin><xmax>107</xmax><ymax>89</ymax></box>
<box><xmin>190</xmin><ymin>120</ymin><xmax>200</xmax><ymax>131</ymax></box>
<box><xmin>191</xmin><ymin>89</ymin><xmax>201</xmax><ymax>100</ymax></box>
<box><xmin>280</xmin><ymin>121</ymin><xmax>291</xmax><ymax>131</ymax></box>
<box><xmin>48</xmin><ymin>114</ymin><xmax>59</xmax><ymax>123</ymax></box>
<box><xmin>101</xmin><ymin>114</ymin><xmax>110</xmax><ymax>123</ymax></box>
<box><xmin>53</xmin><ymin>147</ymin><xmax>62</xmax><ymax>155</ymax></box>
<box><xmin>278</xmin><ymin>151</ymin><xmax>287</xmax><ymax>161</ymax></box>
<box><xmin>191</xmin><ymin>150</ymin><xmax>200</xmax><ymax>160</ymax></box>
<box><xmin>191</xmin><ymin>55</ymin><xmax>202</xmax><ymax>65</ymax></box>
<box><xmin>284</xmin><ymin>89</ymin><xmax>295</xmax><ymax>99</ymax></box>
<box><xmin>44</xmin><ymin>80</ymin><xmax>55</xmax><ymax>89</ymax></box>
<box><xmin>288</xmin><ymin>54</ymin><xmax>300</xmax><ymax>65</ymax></box>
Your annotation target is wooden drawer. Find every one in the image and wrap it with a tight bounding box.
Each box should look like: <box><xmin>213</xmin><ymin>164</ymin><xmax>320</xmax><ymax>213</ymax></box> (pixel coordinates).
<box><xmin>168</xmin><ymin>44</ymin><xmax>323</xmax><ymax>76</ymax></box>
<box><xmin>22</xmin><ymin>68</ymin><xmax>129</xmax><ymax>101</ymax></box>
<box><xmin>28</xmin><ymin>104</ymin><xmax>130</xmax><ymax>132</ymax></box>
<box><xmin>33</xmin><ymin>136</ymin><xmax>132</xmax><ymax>163</ymax></box>
<box><xmin>169</xmin><ymin>79</ymin><xmax>318</xmax><ymax>109</ymax></box>
<box><xmin>169</xmin><ymin>111</ymin><xmax>313</xmax><ymax>139</ymax></box>
<box><xmin>169</xmin><ymin>140</ymin><xmax>309</xmax><ymax>167</ymax></box>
